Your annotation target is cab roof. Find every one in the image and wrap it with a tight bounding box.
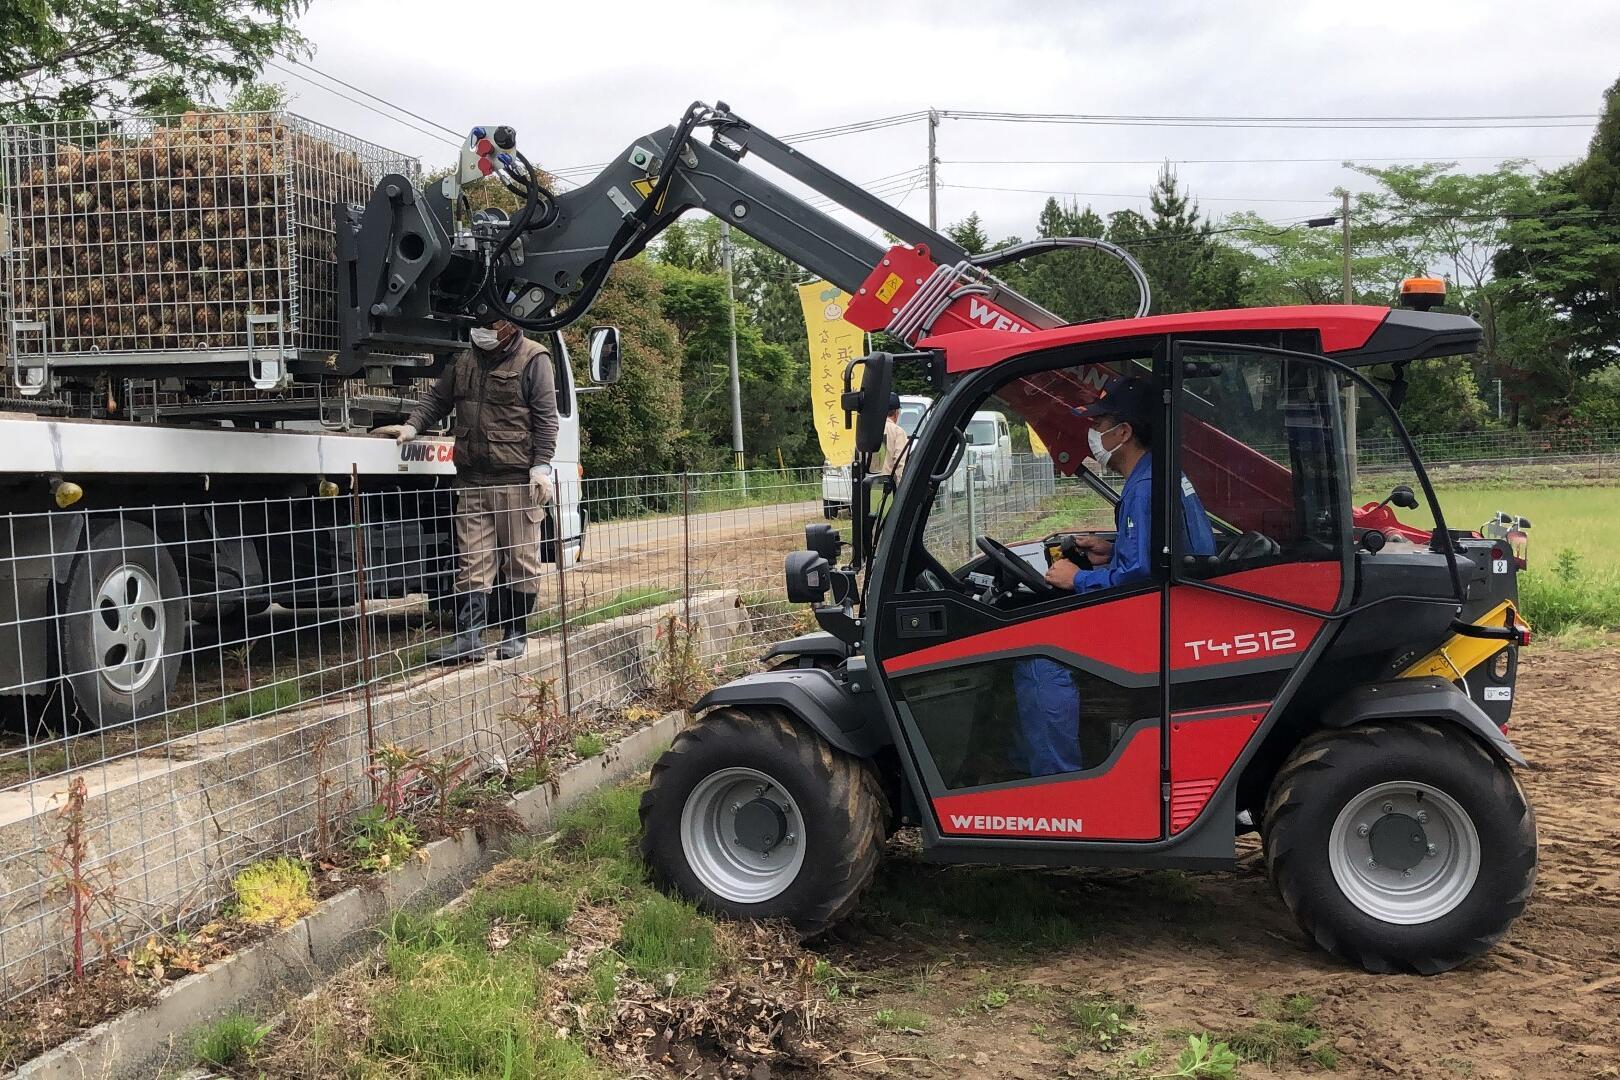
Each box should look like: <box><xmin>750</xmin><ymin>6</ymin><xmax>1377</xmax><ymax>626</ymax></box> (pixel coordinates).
<box><xmin>925</xmin><ymin>305</ymin><xmax>1483</xmax><ymax>374</ymax></box>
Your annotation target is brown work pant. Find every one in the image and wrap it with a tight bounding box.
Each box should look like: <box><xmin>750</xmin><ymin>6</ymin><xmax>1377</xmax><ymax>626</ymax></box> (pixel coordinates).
<box><xmin>453</xmin><ymin>483</ymin><xmax>544</xmax><ymax>594</ymax></box>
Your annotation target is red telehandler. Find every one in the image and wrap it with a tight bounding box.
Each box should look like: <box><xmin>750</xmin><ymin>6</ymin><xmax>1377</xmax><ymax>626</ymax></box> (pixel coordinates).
<box><xmin>341</xmin><ymin>102</ymin><xmax>1536</xmax><ymax>973</ymax></box>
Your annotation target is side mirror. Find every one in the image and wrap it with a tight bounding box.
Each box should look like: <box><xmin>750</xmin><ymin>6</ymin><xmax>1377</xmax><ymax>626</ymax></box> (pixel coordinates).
<box><xmin>804</xmin><ymin>523</ymin><xmax>841</xmax><ymax>562</ymax></box>
<box><xmin>784</xmin><ymin>550</ymin><xmax>831</xmax><ymax>604</ymax></box>
<box><xmin>588</xmin><ymin>326</ymin><xmax>621</xmax><ymax>385</ymax></box>
<box><xmin>841</xmin><ymin>352</ymin><xmax>894</xmax><ymax>456</ymax></box>
<box><xmin>1390</xmin><ymin>484</ymin><xmax>1418</xmax><ymax>510</ymax></box>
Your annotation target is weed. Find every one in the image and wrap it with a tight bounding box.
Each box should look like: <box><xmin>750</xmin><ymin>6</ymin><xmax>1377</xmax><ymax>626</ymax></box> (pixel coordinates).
<box><xmin>813</xmin><ymin>959</ymin><xmax>863</xmax><ymax>1001</ymax></box>
<box><xmin>307</xmin><ymin>726</ymin><xmax>349</xmax><ymax>859</ymax></box>
<box><xmin>617</xmin><ymin>893</ymin><xmax>716</xmax><ymax>996</ymax></box>
<box><xmin>230</xmin><ymin>857</ymin><xmax>315</xmax><ymax>927</ymax></box>
<box><xmin>1223</xmin><ymin>994</ymin><xmax>1337</xmax><ymax>1069</ymax></box>
<box><xmin>367</xmin><ymin>743</ymin><xmax>424</xmax><ymax>817</ymax></box>
<box><xmin>349</xmin><ymin>806</ymin><xmax>420</xmax><ymax>872</ymax></box>
<box><xmin>1127</xmin><ymin>1046</ymin><xmax>1159</xmax><ymax>1070</ymax></box>
<box><xmin>1067</xmin><ymin>995</ymin><xmax>1137</xmax><ymax>1052</ymax></box>
<box><xmin>873</xmin><ymin>1007</ymin><xmax>929</xmax><ymax>1033</ymax></box>
<box><xmin>1153</xmin><ymin>1034</ymin><xmax>1239</xmax><ymax>1079</ymax></box>
<box><xmin>504</xmin><ymin>675</ymin><xmax>579</xmax><ymax>768</ymax></box>
<box><xmin>193</xmin><ymin>1013</ymin><xmax>270</xmax><ymax>1069</ymax></box>
<box><xmin>981</xmin><ymin>988</ymin><xmax>1011</xmax><ymax>1011</ymax></box>
<box><xmin>649</xmin><ymin>614</ymin><xmax>709</xmax><ymax>706</ymax></box>
<box><xmin>573</xmin><ymin>732</ymin><xmax>607</xmax><ymax>758</ymax></box>
<box><xmin>416</xmin><ymin>751</ymin><xmax>474</xmax><ymax>835</ymax></box>
<box><xmin>47</xmin><ymin>776</ymin><xmax>117</xmax><ymax>981</ymax></box>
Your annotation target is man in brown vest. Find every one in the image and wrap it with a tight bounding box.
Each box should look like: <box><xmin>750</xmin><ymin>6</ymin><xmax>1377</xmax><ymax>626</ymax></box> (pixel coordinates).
<box><xmin>374</xmin><ymin>320</ymin><xmax>558</xmax><ymax>663</ymax></box>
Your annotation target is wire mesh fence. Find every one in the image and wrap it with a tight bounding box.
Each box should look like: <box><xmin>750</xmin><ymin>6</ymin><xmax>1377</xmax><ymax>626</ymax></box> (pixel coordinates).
<box><xmin>0</xmin><ymin>468</ymin><xmax>821</xmax><ymax>1002</ymax></box>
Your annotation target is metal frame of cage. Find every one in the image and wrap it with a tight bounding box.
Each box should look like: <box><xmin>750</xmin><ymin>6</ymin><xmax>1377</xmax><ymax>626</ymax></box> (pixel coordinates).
<box><xmin>1</xmin><ymin>112</ymin><xmax>417</xmax><ymax>396</ymax></box>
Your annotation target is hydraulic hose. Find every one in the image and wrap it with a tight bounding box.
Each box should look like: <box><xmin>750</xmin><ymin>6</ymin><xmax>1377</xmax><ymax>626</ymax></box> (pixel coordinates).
<box><xmin>483</xmin><ymin>102</ymin><xmax>711</xmax><ymax>332</ymax></box>
<box><xmin>971</xmin><ymin>236</ymin><xmax>1153</xmax><ymax>318</ymax></box>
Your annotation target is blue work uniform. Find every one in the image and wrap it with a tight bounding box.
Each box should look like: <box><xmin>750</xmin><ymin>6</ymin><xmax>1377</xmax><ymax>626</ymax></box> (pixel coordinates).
<box><xmin>1012</xmin><ymin>454</ymin><xmax>1217</xmax><ymax>777</ymax></box>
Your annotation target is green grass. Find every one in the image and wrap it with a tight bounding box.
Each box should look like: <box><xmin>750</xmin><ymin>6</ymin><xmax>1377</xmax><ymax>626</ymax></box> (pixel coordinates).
<box><xmin>373</xmin><ymin>939</ymin><xmax>596</xmax><ymax>1078</ymax></box>
<box><xmin>1066</xmin><ymin>995</ymin><xmax>1138</xmax><ymax>1051</ymax></box>
<box><xmin>193</xmin><ymin>1013</ymin><xmax>270</xmax><ymax>1069</ymax></box>
<box><xmin>530</xmin><ymin>586</ymin><xmax>681</xmax><ymax>633</ymax></box>
<box><xmin>1219</xmin><ymin>994</ymin><xmax>1338</xmax><ymax>1070</ymax></box>
<box><xmin>616</xmin><ymin>893</ymin><xmax>717</xmax><ymax>996</ymax></box>
<box><xmin>873</xmin><ymin>1006</ymin><xmax>930</xmax><ymax>1032</ymax></box>
<box><xmin>572</xmin><ymin>732</ymin><xmax>607</xmax><ymax>759</ymax></box>
<box><xmin>1358</xmin><ymin>482</ymin><xmax>1620</xmax><ymax>634</ymax></box>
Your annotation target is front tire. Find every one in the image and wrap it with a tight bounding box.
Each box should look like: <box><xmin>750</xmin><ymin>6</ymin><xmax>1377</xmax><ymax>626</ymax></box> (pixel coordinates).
<box><xmin>640</xmin><ymin>707</ymin><xmax>885</xmax><ymax>936</ymax></box>
<box><xmin>1263</xmin><ymin>721</ymin><xmax>1536</xmax><ymax>974</ymax></box>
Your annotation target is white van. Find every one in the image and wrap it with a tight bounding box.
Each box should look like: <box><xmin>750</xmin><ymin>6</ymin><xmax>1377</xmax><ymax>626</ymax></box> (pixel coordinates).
<box><xmin>821</xmin><ymin>394</ymin><xmax>931</xmax><ymax>517</ymax></box>
<box><xmin>965</xmin><ymin>410</ymin><xmax>1014</xmax><ymax>485</ymax></box>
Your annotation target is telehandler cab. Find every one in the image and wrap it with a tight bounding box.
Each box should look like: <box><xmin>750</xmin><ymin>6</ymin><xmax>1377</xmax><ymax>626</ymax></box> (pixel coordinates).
<box><xmin>340</xmin><ymin>101</ymin><xmax>1536</xmax><ymax>973</ymax></box>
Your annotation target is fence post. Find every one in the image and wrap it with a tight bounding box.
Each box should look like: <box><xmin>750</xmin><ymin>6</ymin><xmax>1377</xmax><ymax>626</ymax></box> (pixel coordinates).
<box><xmin>347</xmin><ymin>466</ymin><xmax>377</xmax><ymax>793</ymax></box>
<box><xmin>682</xmin><ymin>471</ymin><xmax>692</xmax><ymax>627</ymax></box>
<box><xmin>556</xmin><ymin>505</ymin><xmax>573</xmax><ymax>711</ymax></box>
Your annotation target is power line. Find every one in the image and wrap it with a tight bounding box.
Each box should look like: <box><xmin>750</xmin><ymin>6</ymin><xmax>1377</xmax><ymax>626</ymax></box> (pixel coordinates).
<box><xmin>939</xmin><ymin>109</ymin><xmax>1596</xmax><ymax>130</ymax></box>
<box><xmin>265</xmin><ymin>60</ymin><xmax>458</xmax><ymax>149</ymax></box>
<box><xmin>271</xmin><ymin>56</ymin><xmax>464</xmax><ymax>139</ymax></box>
<box><xmin>942</xmin><ymin>181</ymin><xmax>1338</xmax><ymax>205</ymax></box>
<box><xmin>941</xmin><ymin>153</ymin><xmax>1579</xmax><ymax>166</ymax></box>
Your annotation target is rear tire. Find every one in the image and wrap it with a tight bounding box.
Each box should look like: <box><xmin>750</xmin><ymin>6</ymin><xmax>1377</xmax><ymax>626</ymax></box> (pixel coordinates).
<box><xmin>640</xmin><ymin>707</ymin><xmax>885</xmax><ymax>936</ymax></box>
<box><xmin>59</xmin><ymin>518</ymin><xmax>185</xmax><ymax>730</ymax></box>
<box><xmin>1263</xmin><ymin>721</ymin><xmax>1536</xmax><ymax>974</ymax></box>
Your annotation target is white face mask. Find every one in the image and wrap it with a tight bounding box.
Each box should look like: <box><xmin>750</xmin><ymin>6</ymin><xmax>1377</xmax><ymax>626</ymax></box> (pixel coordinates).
<box><xmin>1087</xmin><ymin>422</ymin><xmax>1124</xmax><ymax>471</ymax></box>
<box><xmin>469</xmin><ymin>327</ymin><xmax>501</xmax><ymax>351</ymax></box>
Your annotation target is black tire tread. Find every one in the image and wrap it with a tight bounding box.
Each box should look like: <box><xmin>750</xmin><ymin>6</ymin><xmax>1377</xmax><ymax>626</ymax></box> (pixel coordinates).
<box><xmin>1263</xmin><ymin>720</ymin><xmax>1536</xmax><ymax>974</ymax></box>
<box><xmin>639</xmin><ymin>706</ymin><xmax>886</xmax><ymax>937</ymax></box>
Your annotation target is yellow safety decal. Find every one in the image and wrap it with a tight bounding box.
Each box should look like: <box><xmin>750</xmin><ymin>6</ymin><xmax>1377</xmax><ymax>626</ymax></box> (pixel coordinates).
<box><xmin>629</xmin><ymin>177</ymin><xmax>657</xmax><ymax>201</ymax></box>
<box><xmin>1399</xmin><ymin>601</ymin><xmax>1527</xmax><ymax>682</ymax></box>
<box><xmin>875</xmin><ymin>272</ymin><xmax>904</xmax><ymax>304</ymax></box>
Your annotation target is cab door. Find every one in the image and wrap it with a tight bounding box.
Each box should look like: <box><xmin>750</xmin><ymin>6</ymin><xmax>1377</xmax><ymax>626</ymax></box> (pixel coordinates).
<box><xmin>1162</xmin><ymin>341</ymin><xmax>1353</xmax><ymax>835</ymax></box>
<box><xmin>866</xmin><ymin>347</ymin><xmax>1167</xmax><ymax>847</ymax></box>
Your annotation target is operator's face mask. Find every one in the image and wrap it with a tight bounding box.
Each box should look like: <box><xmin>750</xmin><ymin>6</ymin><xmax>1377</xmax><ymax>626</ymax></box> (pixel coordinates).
<box><xmin>1087</xmin><ymin>422</ymin><xmax>1127</xmax><ymax>471</ymax></box>
<box><xmin>469</xmin><ymin>327</ymin><xmax>502</xmax><ymax>351</ymax></box>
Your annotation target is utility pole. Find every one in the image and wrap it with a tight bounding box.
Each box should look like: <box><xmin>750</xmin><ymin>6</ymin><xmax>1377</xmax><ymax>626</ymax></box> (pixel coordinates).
<box><xmin>720</xmin><ymin>220</ymin><xmax>746</xmax><ymax>490</ymax></box>
<box><xmin>927</xmin><ymin>108</ymin><xmax>939</xmax><ymax>230</ymax></box>
<box><xmin>1339</xmin><ymin>189</ymin><xmax>1357</xmax><ymax>482</ymax></box>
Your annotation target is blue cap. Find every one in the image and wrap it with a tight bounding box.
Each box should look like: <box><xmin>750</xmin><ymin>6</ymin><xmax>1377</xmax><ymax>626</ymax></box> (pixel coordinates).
<box><xmin>1073</xmin><ymin>374</ymin><xmax>1155</xmax><ymax>429</ymax></box>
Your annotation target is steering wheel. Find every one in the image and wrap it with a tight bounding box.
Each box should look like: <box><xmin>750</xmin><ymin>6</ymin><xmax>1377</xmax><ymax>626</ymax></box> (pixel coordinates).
<box><xmin>975</xmin><ymin>535</ymin><xmax>1062</xmax><ymax>597</ymax></box>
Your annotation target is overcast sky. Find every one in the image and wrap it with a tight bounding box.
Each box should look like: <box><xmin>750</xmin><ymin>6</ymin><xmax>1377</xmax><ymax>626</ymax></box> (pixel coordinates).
<box><xmin>285</xmin><ymin>0</ymin><xmax>1617</xmax><ymax>245</ymax></box>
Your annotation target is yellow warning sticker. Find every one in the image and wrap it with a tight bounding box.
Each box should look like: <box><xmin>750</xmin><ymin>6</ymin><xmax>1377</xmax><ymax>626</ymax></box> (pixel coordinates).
<box><xmin>875</xmin><ymin>272</ymin><xmax>904</xmax><ymax>304</ymax></box>
<box><xmin>629</xmin><ymin>177</ymin><xmax>657</xmax><ymax>200</ymax></box>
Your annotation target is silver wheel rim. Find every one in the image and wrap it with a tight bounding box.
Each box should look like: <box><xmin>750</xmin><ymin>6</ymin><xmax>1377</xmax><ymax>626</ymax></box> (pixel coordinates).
<box><xmin>93</xmin><ymin>563</ymin><xmax>167</xmax><ymax>695</ymax></box>
<box><xmin>679</xmin><ymin>767</ymin><xmax>805</xmax><ymax>904</ymax></box>
<box><xmin>1329</xmin><ymin>780</ymin><xmax>1480</xmax><ymax>925</ymax></box>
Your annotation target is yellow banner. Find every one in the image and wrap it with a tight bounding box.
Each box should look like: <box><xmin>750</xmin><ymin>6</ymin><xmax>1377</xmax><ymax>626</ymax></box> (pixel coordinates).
<box><xmin>797</xmin><ymin>281</ymin><xmax>864</xmax><ymax>465</ymax></box>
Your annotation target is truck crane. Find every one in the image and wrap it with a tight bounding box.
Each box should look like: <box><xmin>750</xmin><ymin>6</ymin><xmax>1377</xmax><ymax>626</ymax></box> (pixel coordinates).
<box><xmin>341</xmin><ymin>101</ymin><xmax>1537</xmax><ymax>974</ymax></box>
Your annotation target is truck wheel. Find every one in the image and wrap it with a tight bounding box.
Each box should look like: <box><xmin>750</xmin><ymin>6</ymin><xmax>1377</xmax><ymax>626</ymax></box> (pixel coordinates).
<box><xmin>822</xmin><ymin>499</ymin><xmax>845</xmax><ymax>520</ymax></box>
<box><xmin>1263</xmin><ymin>721</ymin><xmax>1536</xmax><ymax>974</ymax></box>
<box><xmin>640</xmin><ymin>707</ymin><xmax>885</xmax><ymax>936</ymax></box>
<box><xmin>59</xmin><ymin>519</ymin><xmax>184</xmax><ymax>729</ymax></box>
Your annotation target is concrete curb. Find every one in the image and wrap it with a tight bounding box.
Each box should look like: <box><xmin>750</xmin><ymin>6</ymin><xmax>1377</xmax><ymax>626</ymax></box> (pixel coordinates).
<box><xmin>14</xmin><ymin>708</ymin><xmax>688</xmax><ymax>1080</ymax></box>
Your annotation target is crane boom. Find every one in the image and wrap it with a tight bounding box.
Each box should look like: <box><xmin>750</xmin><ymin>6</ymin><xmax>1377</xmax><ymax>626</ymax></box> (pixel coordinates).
<box><xmin>335</xmin><ymin>101</ymin><xmax>1098</xmax><ymax>370</ymax></box>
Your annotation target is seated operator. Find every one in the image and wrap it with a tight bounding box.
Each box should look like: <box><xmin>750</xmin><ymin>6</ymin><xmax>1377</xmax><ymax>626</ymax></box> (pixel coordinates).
<box><xmin>1010</xmin><ymin>374</ymin><xmax>1217</xmax><ymax>777</ymax></box>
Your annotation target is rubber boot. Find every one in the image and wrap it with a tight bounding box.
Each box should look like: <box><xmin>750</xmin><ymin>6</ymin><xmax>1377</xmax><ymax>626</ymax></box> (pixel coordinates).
<box><xmin>493</xmin><ymin>591</ymin><xmax>536</xmax><ymax>660</ymax></box>
<box><xmin>427</xmin><ymin>592</ymin><xmax>488</xmax><ymax>664</ymax></box>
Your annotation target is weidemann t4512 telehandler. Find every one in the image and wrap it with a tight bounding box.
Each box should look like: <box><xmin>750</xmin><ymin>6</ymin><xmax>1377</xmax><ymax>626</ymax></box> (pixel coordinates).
<box><xmin>341</xmin><ymin>101</ymin><xmax>1537</xmax><ymax>973</ymax></box>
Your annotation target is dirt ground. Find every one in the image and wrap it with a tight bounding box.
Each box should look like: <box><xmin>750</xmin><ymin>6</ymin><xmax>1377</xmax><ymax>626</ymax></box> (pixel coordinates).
<box><xmin>812</xmin><ymin>640</ymin><xmax>1620</xmax><ymax>1080</ymax></box>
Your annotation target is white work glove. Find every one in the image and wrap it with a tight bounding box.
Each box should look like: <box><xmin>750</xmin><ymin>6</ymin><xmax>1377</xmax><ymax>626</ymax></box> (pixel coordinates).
<box><xmin>372</xmin><ymin>423</ymin><xmax>418</xmax><ymax>444</ymax></box>
<box><xmin>529</xmin><ymin>464</ymin><xmax>555</xmax><ymax>505</ymax></box>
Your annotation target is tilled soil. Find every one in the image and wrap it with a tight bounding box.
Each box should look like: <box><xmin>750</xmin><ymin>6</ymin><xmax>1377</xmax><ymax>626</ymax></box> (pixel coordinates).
<box><xmin>819</xmin><ymin>641</ymin><xmax>1620</xmax><ymax>1079</ymax></box>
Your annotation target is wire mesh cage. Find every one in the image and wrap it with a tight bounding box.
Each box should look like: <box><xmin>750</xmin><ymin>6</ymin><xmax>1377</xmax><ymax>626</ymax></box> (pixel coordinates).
<box><xmin>1</xmin><ymin>112</ymin><xmax>417</xmax><ymax>385</ymax></box>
